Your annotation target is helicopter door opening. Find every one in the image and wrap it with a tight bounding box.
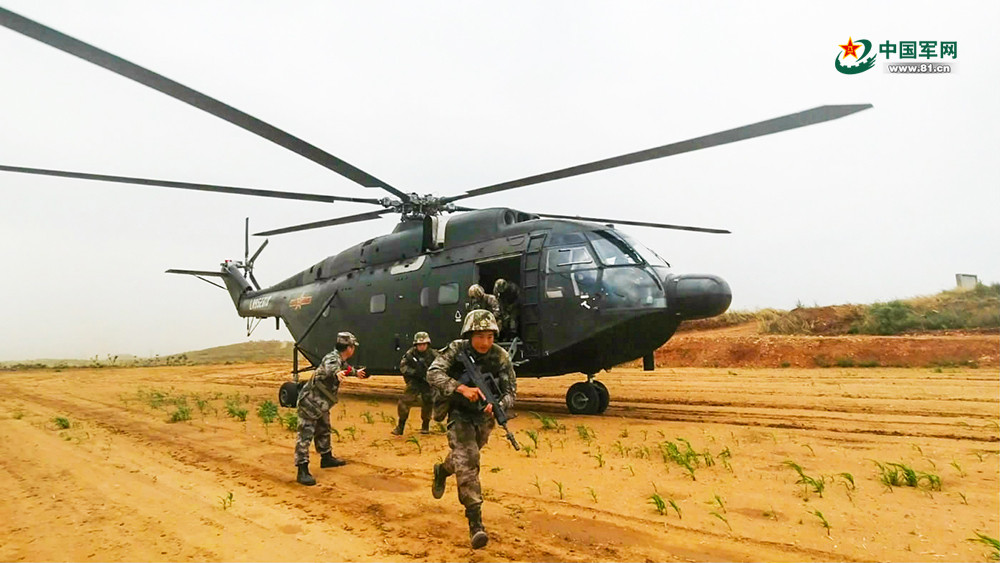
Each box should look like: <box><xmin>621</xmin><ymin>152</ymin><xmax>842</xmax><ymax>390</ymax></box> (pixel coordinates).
<box><xmin>474</xmin><ymin>255</ymin><xmax>522</xmax><ymax>342</ymax></box>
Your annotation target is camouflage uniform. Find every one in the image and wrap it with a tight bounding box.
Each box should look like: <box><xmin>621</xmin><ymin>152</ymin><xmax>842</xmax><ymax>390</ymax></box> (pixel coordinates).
<box><xmin>394</xmin><ymin>334</ymin><xmax>438</xmax><ymax>433</ymax></box>
<box><xmin>294</xmin><ymin>333</ymin><xmax>359</xmax><ymax>468</ymax></box>
<box><xmin>467</xmin><ymin>284</ymin><xmax>501</xmax><ymax>320</ymax></box>
<box><xmin>426</xmin><ymin>316</ymin><xmax>516</xmax><ymax>514</ymax></box>
<box><xmin>494</xmin><ymin>279</ymin><xmax>521</xmax><ymax>340</ymax></box>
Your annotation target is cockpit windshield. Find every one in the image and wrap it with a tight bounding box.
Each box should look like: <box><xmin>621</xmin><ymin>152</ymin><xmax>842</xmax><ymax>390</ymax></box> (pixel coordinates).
<box><xmin>585</xmin><ymin>230</ymin><xmax>640</xmax><ymax>266</ymax></box>
<box><xmin>585</xmin><ymin>230</ymin><xmax>668</xmax><ymax>268</ymax></box>
<box><xmin>617</xmin><ymin>232</ymin><xmax>670</xmax><ymax>268</ymax></box>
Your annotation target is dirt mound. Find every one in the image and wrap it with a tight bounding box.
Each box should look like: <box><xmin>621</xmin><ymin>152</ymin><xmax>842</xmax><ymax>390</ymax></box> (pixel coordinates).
<box><xmin>649</xmin><ymin>332</ymin><xmax>999</xmax><ymax>368</ymax></box>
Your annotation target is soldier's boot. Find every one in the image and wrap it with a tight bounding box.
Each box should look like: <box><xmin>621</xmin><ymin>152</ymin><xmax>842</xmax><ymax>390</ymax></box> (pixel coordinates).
<box><xmin>420</xmin><ymin>420</ymin><xmax>430</xmax><ymax>435</ymax></box>
<box><xmin>296</xmin><ymin>463</ymin><xmax>316</xmax><ymax>486</ymax></box>
<box><xmin>466</xmin><ymin>506</ymin><xmax>489</xmax><ymax>549</ymax></box>
<box><xmin>320</xmin><ymin>453</ymin><xmax>347</xmax><ymax>468</ymax></box>
<box><xmin>431</xmin><ymin>463</ymin><xmax>448</xmax><ymax>499</ymax></box>
<box><xmin>391</xmin><ymin>416</ymin><xmax>406</xmax><ymax>436</ymax></box>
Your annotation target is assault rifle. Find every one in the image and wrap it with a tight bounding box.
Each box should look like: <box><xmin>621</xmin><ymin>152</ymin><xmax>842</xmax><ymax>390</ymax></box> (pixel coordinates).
<box><xmin>456</xmin><ymin>350</ymin><xmax>520</xmax><ymax>451</ymax></box>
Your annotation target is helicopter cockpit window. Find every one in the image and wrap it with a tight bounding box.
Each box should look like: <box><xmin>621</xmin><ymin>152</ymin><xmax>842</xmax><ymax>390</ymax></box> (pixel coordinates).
<box><xmin>544</xmin><ymin>246</ymin><xmax>598</xmax><ymax>299</ymax></box>
<box><xmin>586</xmin><ymin>231</ymin><xmax>641</xmax><ymax>266</ymax></box>
<box><xmin>438</xmin><ymin>283</ymin><xmax>460</xmax><ymax>305</ymax></box>
<box><xmin>370</xmin><ymin>294</ymin><xmax>386</xmax><ymax>314</ymax></box>
<box><xmin>617</xmin><ymin>232</ymin><xmax>669</xmax><ymax>268</ymax></box>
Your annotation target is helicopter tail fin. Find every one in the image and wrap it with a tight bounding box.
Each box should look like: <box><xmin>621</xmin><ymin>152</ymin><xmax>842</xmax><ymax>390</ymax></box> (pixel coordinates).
<box><xmin>166</xmin><ymin>261</ymin><xmax>252</xmax><ymax>310</ymax></box>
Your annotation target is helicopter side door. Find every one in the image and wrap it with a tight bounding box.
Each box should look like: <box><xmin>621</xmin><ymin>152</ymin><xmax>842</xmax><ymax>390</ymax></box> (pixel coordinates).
<box><xmin>539</xmin><ymin>233</ymin><xmax>600</xmax><ymax>353</ymax></box>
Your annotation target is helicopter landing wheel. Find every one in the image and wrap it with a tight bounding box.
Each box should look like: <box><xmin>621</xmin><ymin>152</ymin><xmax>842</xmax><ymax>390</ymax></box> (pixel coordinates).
<box><xmin>566</xmin><ymin>382</ymin><xmax>600</xmax><ymax>415</ymax></box>
<box><xmin>279</xmin><ymin>381</ymin><xmax>301</xmax><ymax>408</ymax></box>
<box><xmin>592</xmin><ymin>380</ymin><xmax>610</xmax><ymax>414</ymax></box>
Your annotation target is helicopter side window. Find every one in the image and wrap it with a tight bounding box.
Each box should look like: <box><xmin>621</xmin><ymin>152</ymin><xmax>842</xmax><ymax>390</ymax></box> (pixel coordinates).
<box><xmin>370</xmin><ymin>294</ymin><xmax>386</xmax><ymax>313</ymax></box>
<box><xmin>420</xmin><ymin>287</ymin><xmax>431</xmax><ymax>307</ymax></box>
<box><xmin>438</xmin><ymin>283</ymin><xmax>459</xmax><ymax>305</ymax></box>
<box><xmin>586</xmin><ymin>230</ymin><xmax>641</xmax><ymax>266</ymax></box>
<box><xmin>544</xmin><ymin>246</ymin><xmax>597</xmax><ymax>299</ymax></box>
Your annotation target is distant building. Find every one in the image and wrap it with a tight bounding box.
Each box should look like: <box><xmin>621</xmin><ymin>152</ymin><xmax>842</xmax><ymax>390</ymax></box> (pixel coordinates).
<box><xmin>956</xmin><ymin>273</ymin><xmax>978</xmax><ymax>290</ymax></box>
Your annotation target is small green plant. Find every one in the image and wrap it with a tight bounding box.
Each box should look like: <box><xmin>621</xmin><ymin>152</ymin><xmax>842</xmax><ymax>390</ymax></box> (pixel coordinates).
<box><xmin>360</xmin><ymin>411</ymin><xmax>375</xmax><ymax>424</ymax></box>
<box><xmin>194</xmin><ymin>397</ymin><xmax>211</xmax><ymax>418</ymax></box>
<box><xmin>619</xmin><ymin>427</ymin><xmax>629</xmax><ymax>438</ymax></box>
<box><xmin>522</xmin><ymin>445</ymin><xmax>536</xmax><ymax>457</ymax></box>
<box><xmin>531</xmin><ymin>475</ymin><xmax>542</xmax><ymax>495</ymax></box>
<box><xmin>490</xmin><ymin>466</ymin><xmax>503</xmax><ymax>473</ymax></box>
<box><xmin>330</xmin><ymin>427</ymin><xmax>341</xmax><ymax>441</ymax></box>
<box><xmin>405</xmin><ymin>434</ymin><xmax>422</xmax><ymax>453</ymax></box>
<box><xmin>282</xmin><ymin>412</ymin><xmax>299</xmax><ymax>431</ymax></box>
<box><xmin>257</xmin><ymin>400</ymin><xmax>279</xmax><ymax>434</ymax></box>
<box><xmin>802</xmin><ymin>444</ymin><xmax>815</xmax><ymax>455</ymax></box>
<box><xmin>719</xmin><ymin>446</ymin><xmax>733</xmax><ymax>472</ymax></box>
<box><xmin>872</xmin><ymin>460</ymin><xmax>941</xmax><ymax>491</ymax></box>
<box><xmin>524</xmin><ymin>429</ymin><xmax>539</xmax><ymax>449</ymax></box>
<box><xmin>958</xmin><ymin>492</ymin><xmax>968</xmax><ymax>505</ymax></box>
<box><xmin>587</xmin><ymin>487</ymin><xmax>598</xmax><ymax>503</ymax></box>
<box><xmin>13</xmin><ymin>411</ymin><xmax>24</xmax><ymax>420</ymax></box>
<box><xmin>593</xmin><ymin>450</ymin><xmax>605</xmax><ymax>468</ymax></box>
<box><xmin>54</xmin><ymin>416</ymin><xmax>71</xmax><ymax>429</ymax></box>
<box><xmin>811</xmin><ymin>509</ymin><xmax>831</xmax><ymax>535</ymax></box>
<box><xmin>225</xmin><ymin>399</ymin><xmax>248</xmax><ymax>421</ymax></box>
<box><xmin>650</xmin><ymin>493</ymin><xmax>667</xmax><ymax>515</ymax></box>
<box><xmin>626</xmin><ymin>464</ymin><xmax>635</xmax><ymax>477</ymax></box>
<box><xmin>552</xmin><ymin>480</ymin><xmax>565</xmax><ymax>500</ymax></box>
<box><xmin>576</xmin><ymin>424</ymin><xmax>593</xmax><ymax>442</ymax></box>
<box><xmin>783</xmin><ymin>460</ymin><xmax>825</xmax><ymax>497</ymax></box>
<box><xmin>220</xmin><ymin>492</ymin><xmax>234</xmax><ymax>510</ymax></box>
<box><xmin>344</xmin><ymin>425</ymin><xmax>357</xmax><ymax>440</ymax></box>
<box><xmin>951</xmin><ymin>459</ymin><xmax>966</xmax><ymax>477</ymax></box>
<box><xmin>668</xmin><ymin>498</ymin><xmax>682</xmax><ymax>519</ymax></box>
<box><xmin>968</xmin><ymin>532</ymin><xmax>1000</xmax><ymax>562</ymax></box>
<box><xmin>710</xmin><ymin>511</ymin><xmax>732</xmax><ymax>531</ymax></box>
<box><xmin>612</xmin><ymin>440</ymin><xmax>626</xmax><ymax>457</ymax></box>
<box><xmin>168</xmin><ymin>404</ymin><xmax>192</xmax><ymax>423</ymax></box>
<box><xmin>713</xmin><ymin>494</ymin><xmax>726</xmax><ymax>513</ymax></box>
<box><xmin>434</xmin><ymin>421</ymin><xmax>447</xmax><ymax>433</ymax></box>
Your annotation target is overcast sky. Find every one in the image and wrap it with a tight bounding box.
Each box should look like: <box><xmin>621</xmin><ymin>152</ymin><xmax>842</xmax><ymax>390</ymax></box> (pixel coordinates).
<box><xmin>1</xmin><ymin>1</ymin><xmax>997</xmax><ymax>361</ymax></box>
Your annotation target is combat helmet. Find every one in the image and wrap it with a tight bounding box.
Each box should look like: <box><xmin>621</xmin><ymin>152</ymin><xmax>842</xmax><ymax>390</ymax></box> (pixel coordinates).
<box><xmin>336</xmin><ymin>332</ymin><xmax>360</xmax><ymax>347</ymax></box>
<box><xmin>468</xmin><ymin>284</ymin><xmax>485</xmax><ymax>299</ymax></box>
<box><xmin>461</xmin><ymin>309</ymin><xmax>499</xmax><ymax>339</ymax></box>
<box><xmin>493</xmin><ymin>278</ymin><xmax>508</xmax><ymax>296</ymax></box>
<box><xmin>413</xmin><ymin>331</ymin><xmax>431</xmax><ymax>345</ymax></box>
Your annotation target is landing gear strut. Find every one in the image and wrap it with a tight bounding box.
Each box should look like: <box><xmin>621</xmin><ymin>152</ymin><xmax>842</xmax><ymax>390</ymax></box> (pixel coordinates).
<box><xmin>565</xmin><ymin>374</ymin><xmax>610</xmax><ymax>415</ymax></box>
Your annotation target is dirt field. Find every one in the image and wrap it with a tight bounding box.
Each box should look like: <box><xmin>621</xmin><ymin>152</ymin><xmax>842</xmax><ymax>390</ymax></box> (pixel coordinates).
<box><xmin>1</xmin><ymin>363</ymin><xmax>997</xmax><ymax>562</ymax></box>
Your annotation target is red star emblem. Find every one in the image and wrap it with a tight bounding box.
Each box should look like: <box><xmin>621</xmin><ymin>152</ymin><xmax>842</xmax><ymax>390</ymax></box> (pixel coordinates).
<box><xmin>839</xmin><ymin>37</ymin><xmax>861</xmax><ymax>60</ymax></box>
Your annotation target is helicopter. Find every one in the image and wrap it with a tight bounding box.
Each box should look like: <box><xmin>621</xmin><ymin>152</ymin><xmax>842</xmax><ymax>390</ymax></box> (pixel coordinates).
<box><xmin>1</xmin><ymin>7</ymin><xmax>871</xmax><ymax>415</ymax></box>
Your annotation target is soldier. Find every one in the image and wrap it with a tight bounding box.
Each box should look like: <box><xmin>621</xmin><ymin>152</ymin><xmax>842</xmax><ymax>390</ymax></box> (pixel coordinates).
<box><xmin>426</xmin><ymin>310</ymin><xmax>517</xmax><ymax>549</ymax></box>
<box><xmin>493</xmin><ymin>278</ymin><xmax>520</xmax><ymax>340</ymax></box>
<box><xmin>392</xmin><ymin>331</ymin><xmax>438</xmax><ymax>436</ymax></box>
<box><xmin>294</xmin><ymin>332</ymin><xmax>368</xmax><ymax>486</ymax></box>
<box><xmin>467</xmin><ymin>284</ymin><xmax>500</xmax><ymax>319</ymax></box>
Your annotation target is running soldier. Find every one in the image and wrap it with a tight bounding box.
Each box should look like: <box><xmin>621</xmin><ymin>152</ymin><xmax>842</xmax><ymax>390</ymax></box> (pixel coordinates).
<box><xmin>392</xmin><ymin>331</ymin><xmax>438</xmax><ymax>436</ymax></box>
<box><xmin>426</xmin><ymin>310</ymin><xmax>517</xmax><ymax>549</ymax></box>
<box><xmin>467</xmin><ymin>284</ymin><xmax>501</xmax><ymax>319</ymax></box>
<box><xmin>294</xmin><ymin>332</ymin><xmax>368</xmax><ymax>486</ymax></box>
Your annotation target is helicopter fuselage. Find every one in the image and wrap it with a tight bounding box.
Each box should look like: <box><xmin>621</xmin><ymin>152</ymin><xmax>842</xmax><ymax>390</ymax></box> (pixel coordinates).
<box><xmin>228</xmin><ymin>207</ymin><xmax>732</xmax><ymax>377</ymax></box>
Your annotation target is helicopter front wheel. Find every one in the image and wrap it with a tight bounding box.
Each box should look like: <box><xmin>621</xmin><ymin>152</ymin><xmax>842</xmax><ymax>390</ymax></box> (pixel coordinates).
<box><xmin>566</xmin><ymin>381</ymin><xmax>602</xmax><ymax>415</ymax></box>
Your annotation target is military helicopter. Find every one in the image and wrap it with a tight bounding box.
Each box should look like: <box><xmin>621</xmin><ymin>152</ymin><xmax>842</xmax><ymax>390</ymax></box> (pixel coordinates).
<box><xmin>1</xmin><ymin>8</ymin><xmax>871</xmax><ymax>414</ymax></box>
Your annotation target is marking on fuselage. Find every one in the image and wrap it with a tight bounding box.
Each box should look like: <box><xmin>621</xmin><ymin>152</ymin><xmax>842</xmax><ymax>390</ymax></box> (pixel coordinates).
<box><xmin>290</xmin><ymin>293</ymin><xmax>313</xmax><ymax>311</ymax></box>
<box><xmin>249</xmin><ymin>295</ymin><xmax>272</xmax><ymax>310</ymax></box>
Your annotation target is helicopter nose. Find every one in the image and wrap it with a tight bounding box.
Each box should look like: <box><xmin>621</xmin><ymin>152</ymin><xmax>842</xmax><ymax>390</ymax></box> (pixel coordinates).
<box><xmin>665</xmin><ymin>274</ymin><xmax>732</xmax><ymax>320</ymax></box>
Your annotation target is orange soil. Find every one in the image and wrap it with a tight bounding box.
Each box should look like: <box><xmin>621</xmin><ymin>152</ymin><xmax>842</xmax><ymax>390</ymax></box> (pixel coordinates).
<box><xmin>2</xmin><ymin>362</ymin><xmax>998</xmax><ymax>562</ymax></box>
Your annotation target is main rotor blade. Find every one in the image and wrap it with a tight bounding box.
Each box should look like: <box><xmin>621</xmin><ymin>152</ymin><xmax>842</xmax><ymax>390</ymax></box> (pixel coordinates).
<box><xmin>444</xmin><ymin>104</ymin><xmax>872</xmax><ymax>203</ymax></box>
<box><xmin>249</xmin><ymin>239</ymin><xmax>269</xmax><ymax>265</ymax></box>
<box><xmin>535</xmin><ymin>212</ymin><xmax>730</xmax><ymax>234</ymax></box>
<box><xmin>0</xmin><ymin>164</ymin><xmax>385</xmax><ymax>205</ymax></box>
<box><xmin>0</xmin><ymin>7</ymin><xmax>409</xmax><ymax>201</ymax></box>
<box><xmin>255</xmin><ymin>209</ymin><xmax>392</xmax><ymax>236</ymax></box>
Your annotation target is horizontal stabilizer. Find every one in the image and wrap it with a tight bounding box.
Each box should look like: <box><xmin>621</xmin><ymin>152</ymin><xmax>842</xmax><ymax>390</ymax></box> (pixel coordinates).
<box><xmin>165</xmin><ymin>268</ymin><xmax>225</xmax><ymax>277</ymax></box>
